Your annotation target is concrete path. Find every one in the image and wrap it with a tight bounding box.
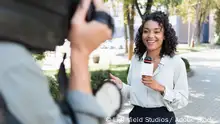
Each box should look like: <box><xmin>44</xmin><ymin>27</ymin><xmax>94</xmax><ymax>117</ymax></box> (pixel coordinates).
<box><xmin>106</xmin><ymin>49</ymin><xmax>220</xmax><ymax>124</ymax></box>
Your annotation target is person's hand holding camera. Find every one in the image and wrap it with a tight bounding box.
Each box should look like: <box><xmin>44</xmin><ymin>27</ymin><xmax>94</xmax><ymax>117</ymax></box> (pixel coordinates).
<box><xmin>68</xmin><ymin>0</ymin><xmax>111</xmax><ymax>57</ymax></box>
<box><xmin>68</xmin><ymin>0</ymin><xmax>112</xmax><ymax>94</ymax></box>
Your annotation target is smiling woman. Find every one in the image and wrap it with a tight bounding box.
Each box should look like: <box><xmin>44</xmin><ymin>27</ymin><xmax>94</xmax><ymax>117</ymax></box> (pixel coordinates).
<box><xmin>110</xmin><ymin>11</ymin><xmax>189</xmax><ymax>124</ymax></box>
<box><xmin>135</xmin><ymin>11</ymin><xmax>178</xmax><ymax>61</ymax></box>
<box><xmin>142</xmin><ymin>20</ymin><xmax>164</xmax><ymax>52</ymax></box>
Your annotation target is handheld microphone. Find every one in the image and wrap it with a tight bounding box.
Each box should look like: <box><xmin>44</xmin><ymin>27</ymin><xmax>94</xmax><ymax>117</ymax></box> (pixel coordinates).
<box><xmin>141</xmin><ymin>56</ymin><xmax>154</xmax><ymax>76</ymax></box>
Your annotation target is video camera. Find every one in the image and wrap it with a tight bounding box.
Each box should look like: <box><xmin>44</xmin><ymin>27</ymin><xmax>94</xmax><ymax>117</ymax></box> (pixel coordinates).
<box><xmin>0</xmin><ymin>0</ymin><xmax>114</xmax><ymax>52</ymax></box>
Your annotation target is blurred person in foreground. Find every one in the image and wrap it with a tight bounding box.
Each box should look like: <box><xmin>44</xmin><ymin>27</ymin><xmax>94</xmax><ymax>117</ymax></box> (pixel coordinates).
<box><xmin>0</xmin><ymin>0</ymin><xmax>112</xmax><ymax>124</ymax></box>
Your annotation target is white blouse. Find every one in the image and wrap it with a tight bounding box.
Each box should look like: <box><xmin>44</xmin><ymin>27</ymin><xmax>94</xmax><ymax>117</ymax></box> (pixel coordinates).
<box><xmin>121</xmin><ymin>52</ymin><xmax>189</xmax><ymax>112</ymax></box>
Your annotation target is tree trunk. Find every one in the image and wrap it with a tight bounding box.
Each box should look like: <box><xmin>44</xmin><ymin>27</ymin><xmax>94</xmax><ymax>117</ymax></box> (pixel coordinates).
<box><xmin>196</xmin><ymin>21</ymin><xmax>203</xmax><ymax>45</ymax></box>
<box><xmin>187</xmin><ymin>20</ymin><xmax>191</xmax><ymax>47</ymax></box>
<box><xmin>111</xmin><ymin>0</ymin><xmax>117</xmax><ymax>16</ymax></box>
<box><xmin>191</xmin><ymin>1</ymin><xmax>201</xmax><ymax>47</ymax></box>
<box><xmin>123</xmin><ymin>1</ymin><xmax>129</xmax><ymax>53</ymax></box>
<box><xmin>124</xmin><ymin>23</ymin><xmax>128</xmax><ymax>53</ymax></box>
<box><xmin>144</xmin><ymin>0</ymin><xmax>154</xmax><ymax>16</ymax></box>
<box><xmin>192</xmin><ymin>21</ymin><xmax>202</xmax><ymax>46</ymax></box>
<box><xmin>164</xmin><ymin>2</ymin><xmax>170</xmax><ymax>16</ymax></box>
<box><xmin>135</xmin><ymin>0</ymin><xmax>154</xmax><ymax>19</ymax></box>
<box><xmin>128</xmin><ymin>2</ymin><xmax>135</xmax><ymax>60</ymax></box>
<box><xmin>187</xmin><ymin>0</ymin><xmax>191</xmax><ymax>47</ymax></box>
<box><xmin>135</xmin><ymin>0</ymin><xmax>143</xmax><ymax>19</ymax></box>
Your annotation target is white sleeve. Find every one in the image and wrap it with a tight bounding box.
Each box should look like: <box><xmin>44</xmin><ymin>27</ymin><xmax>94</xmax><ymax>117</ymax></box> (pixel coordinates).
<box><xmin>162</xmin><ymin>58</ymin><xmax>189</xmax><ymax>111</ymax></box>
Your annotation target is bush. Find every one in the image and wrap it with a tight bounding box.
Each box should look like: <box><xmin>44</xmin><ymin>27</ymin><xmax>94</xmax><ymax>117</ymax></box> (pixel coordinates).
<box><xmin>181</xmin><ymin>57</ymin><xmax>190</xmax><ymax>72</ymax></box>
<box><xmin>47</xmin><ymin>75</ymin><xmax>61</xmax><ymax>100</ymax></box>
<box><xmin>47</xmin><ymin>64</ymin><xmax>129</xmax><ymax>99</ymax></box>
<box><xmin>47</xmin><ymin>70</ymin><xmax>110</xmax><ymax>99</ymax></box>
<box><xmin>216</xmin><ymin>39</ymin><xmax>220</xmax><ymax>45</ymax></box>
<box><xmin>90</xmin><ymin>70</ymin><xmax>109</xmax><ymax>90</ymax></box>
<box><xmin>33</xmin><ymin>53</ymin><xmax>45</xmax><ymax>61</ymax></box>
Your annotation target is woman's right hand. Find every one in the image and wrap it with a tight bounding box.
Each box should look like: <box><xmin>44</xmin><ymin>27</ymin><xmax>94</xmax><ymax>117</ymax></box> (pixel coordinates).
<box><xmin>109</xmin><ymin>73</ymin><xmax>123</xmax><ymax>89</ymax></box>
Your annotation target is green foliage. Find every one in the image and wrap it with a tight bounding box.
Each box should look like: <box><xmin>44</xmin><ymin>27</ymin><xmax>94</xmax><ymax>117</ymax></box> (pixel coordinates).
<box><xmin>181</xmin><ymin>57</ymin><xmax>190</xmax><ymax>72</ymax></box>
<box><xmin>90</xmin><ymin>70</ymin><xmax>109</xmax><ymax>90</ymax></box>
<box><xmin>109</xmin><ymin>64</ymin><xmax>129</xmax><ymax>83</ymax></box>
<box><xmin>47</xmin><ymin>75</ymin><xmax>61</xmax><ymax>100</ymax></box>
<box><xmin>216</xmin><ymin>41</ymin><xmax>220</xmax><ymax>45</ymax></box>
<box><xmin>154</xmin><ymin>0</ymin><xmax>183</xmax><ymax>10</ymax></box>
<box><xmin>33</xmin><ymin>53</ymin><xmax>45</xmax><ymax>61</ymax></box>
<box><xmin>175</xmin><ymin>0</ymin><xmax>217</xmax><ymax>23</ymax></box>
<box><xmin>47</xmin><ymin>64</ymin><xmax>129</xmax><ymax>99</ymax></box>
<box><xmin>90</xmin><ymin>64</ymin><xmax>129</xmax><ymax>89</ymax></box>
<box><xmin>215</xmin><ymin>9</ymin><xmax>220</xmax><ymax>34</ymax></box>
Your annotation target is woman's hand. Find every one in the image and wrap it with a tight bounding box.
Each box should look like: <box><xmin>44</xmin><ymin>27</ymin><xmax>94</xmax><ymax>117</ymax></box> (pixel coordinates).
<box><xmin>109</xmin><ymin>73</ymin><xmax>123</xmax><ymax>89</ymax></box>
<box><xmin>142</xmin><ymin>75</ymin><xmax>165</xmax><ymax>94</ymax></box>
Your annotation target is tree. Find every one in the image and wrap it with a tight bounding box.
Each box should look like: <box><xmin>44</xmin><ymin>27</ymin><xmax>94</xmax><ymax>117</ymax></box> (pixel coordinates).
<box><xmin>123</xmin><ymin>0</ymin><xmax>129</xmax><ymax>53</ymax></box>
<box><xmin>214</xmin><ymin>8</ymin><xmax>220</xmax><ymax>45</ymax></box>
<box><xmin>110</xmin><ymin>0</ymin><xmax>121</xmax><ymax>17</ymax></box>
<box><xmin>154</xmin><ymin>0</ymin><xmax>183</xmax><ymax>15</ymax></box>
<box><xmin>127</xmin><ymin>0</ymin><xmax>135</xmax><ymax>60</ymax></box>
<box><xmin>135</xmin><ymin>0</ymin><xmax>153</xmax><ymax>19</ymax></box>
<box><xmin>104</xmin><ymin>0</ymin><xmax>135</xmax><ymax>59</ymax></box>
<box><xmin>175</xmin><ymin>0</ymin><xmax>217</xmax><ymax>47</ymax></box>
<box><xmin>135</xmin><ymin>0</ymin><xmax>183</xmax><ymax>18</ymax></box>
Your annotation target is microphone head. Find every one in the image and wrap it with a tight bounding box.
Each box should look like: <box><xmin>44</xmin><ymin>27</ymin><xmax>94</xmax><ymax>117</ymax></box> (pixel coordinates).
<box><xmin>141</xmin><ymin>56</ymin><xmax>154</xmax><ymax>76</ymax></box>
<box><xmin>144</xmin><ymin>56</ymin><xmax>152</xmax><ymax>64</ymax></box>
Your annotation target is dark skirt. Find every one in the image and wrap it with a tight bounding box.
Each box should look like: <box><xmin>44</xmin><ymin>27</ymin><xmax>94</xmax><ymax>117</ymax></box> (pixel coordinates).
<box><xmin>128</xmin><ymin>105</ymin><xmax>176</xmax><ymax>124</ymax></box>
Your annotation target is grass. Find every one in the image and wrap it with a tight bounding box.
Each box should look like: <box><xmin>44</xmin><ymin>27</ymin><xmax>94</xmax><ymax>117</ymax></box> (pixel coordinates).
<box><xmin>109</xmin><ymin>64</ymin><xmax>129</xmax><ymax>83</ymax></box>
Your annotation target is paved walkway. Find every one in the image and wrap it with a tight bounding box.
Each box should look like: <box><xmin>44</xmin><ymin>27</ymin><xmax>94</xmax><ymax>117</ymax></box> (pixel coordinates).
<box><xmin>106</xmin><ymin>49</ymin><xmax>220</xmax><ymax>124</ymax></box>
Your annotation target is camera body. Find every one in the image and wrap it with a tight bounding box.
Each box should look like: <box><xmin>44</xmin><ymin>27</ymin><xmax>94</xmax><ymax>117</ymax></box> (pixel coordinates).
<box><xmin>0</xmin><ymin>0</ymin><xmax>95</xmax><ymax>52</ymax></box>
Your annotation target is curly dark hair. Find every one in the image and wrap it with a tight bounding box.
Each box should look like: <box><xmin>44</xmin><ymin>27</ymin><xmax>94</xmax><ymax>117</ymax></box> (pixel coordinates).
<box><xmin>134</xmin><ymin>11</ymin><xmax>178</xmax><ymax>60</ymax></box>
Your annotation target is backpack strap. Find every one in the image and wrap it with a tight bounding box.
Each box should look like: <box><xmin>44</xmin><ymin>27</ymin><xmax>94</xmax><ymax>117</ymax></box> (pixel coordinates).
<box><xmin>57</xmin><ymin>53</ymin><xmax>77</xmax><ymax>124</ymax></box>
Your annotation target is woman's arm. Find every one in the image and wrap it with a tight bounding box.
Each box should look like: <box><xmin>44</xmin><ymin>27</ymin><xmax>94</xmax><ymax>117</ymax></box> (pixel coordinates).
<box><xmin>162</xmin><ymin>57</ymin><xmax>189</xmax><ymax>111</ymax></box>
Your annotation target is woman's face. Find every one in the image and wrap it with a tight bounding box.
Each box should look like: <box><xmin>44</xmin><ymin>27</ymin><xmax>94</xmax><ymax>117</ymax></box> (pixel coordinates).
<box><xmin>142</xmin><ymin>20</ymin><xmax>164</xmax><ymax>52</ymax></box>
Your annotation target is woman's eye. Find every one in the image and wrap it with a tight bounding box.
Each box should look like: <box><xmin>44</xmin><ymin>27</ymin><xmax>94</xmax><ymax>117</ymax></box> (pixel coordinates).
<box><xmin>143</xmin><ymin>30</ymin><xmax>149</xmax><ymax>33</ymax></box>
<box><xmin>155</xmin><ymin>31</ymin><xmax>160</xmax><ymax>34</ymax></box>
